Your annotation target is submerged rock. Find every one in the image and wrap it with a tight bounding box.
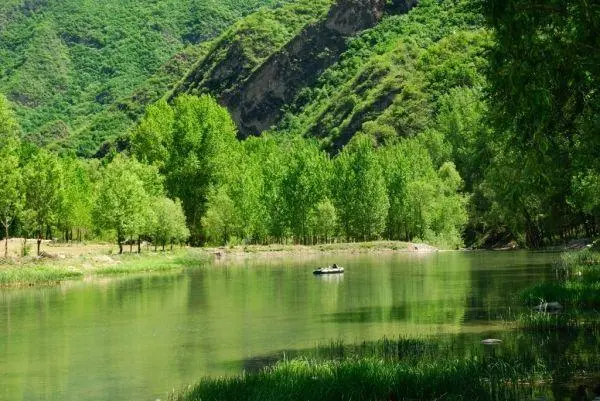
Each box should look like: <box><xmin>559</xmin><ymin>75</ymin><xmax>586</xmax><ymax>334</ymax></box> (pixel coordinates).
<box><xmin>481</xmin><ymin>339</ymin><xmax>502</xmax><ymax>345</ymax></box>
<box><xmin>533</xmin><ymin>301</ymin><xmax>563</xmax><ymax>312</ymax></box>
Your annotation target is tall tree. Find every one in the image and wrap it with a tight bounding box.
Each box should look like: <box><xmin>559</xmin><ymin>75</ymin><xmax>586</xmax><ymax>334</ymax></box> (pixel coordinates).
<box><xmin>281</xmin><ymin>137</ymin><xmax>332</xmax><ymax>243</ymax></box>
<box><xmin>0</xmin><ymin>95</ymin><xmax>22</xmax><ymax>258</ymax></box>
<box><xmin>93</xmin><ymin>155</ymin><xmax>151</xmax><ymax>254</ymax></box>
<box><xmin>334</xmin><ymin>134</ymin><xmax>389</xmax><ymax>241</ymax></box>
<box><xmin>132</xmin><ymin>95</ymin><xmax>239</xmax><ymax>243</ymax></box>
<box><xmin>483</xmin><ymin>0</ymin><xmax>600</xmax><ymax>244</ymax></box>
<box><xmin>22</xmin><ymin>149</ymin><xmax>63</xmax><ymax>256</ymax></box>
<box><xmin>152</xmin><ymin>197</ymin><xmax>190</xmax><ymax>250</ymax></box>
<box><xmin>57</xmin><ymin>157</ymin><xmax>94</xmax><ymax>242</ymax></box>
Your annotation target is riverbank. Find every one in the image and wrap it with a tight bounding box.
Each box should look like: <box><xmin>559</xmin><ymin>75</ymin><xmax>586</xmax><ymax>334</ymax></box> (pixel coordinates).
<box><xmin>0</xmin><ymin>240</ymin><xmax>436</xmax><ymax>287</ymax></box>
<box><xmin>171</xmin><ymin>334</ymin><xmax>600</xmax><ymax>401</ymax></box>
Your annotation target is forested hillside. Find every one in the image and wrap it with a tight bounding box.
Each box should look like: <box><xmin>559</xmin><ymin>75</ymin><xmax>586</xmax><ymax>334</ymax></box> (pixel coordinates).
<box><xmin>0</xmin><ymin>0</ymin><xmax>288</xmax><ymax>154</ymax></box>
<box><xmin>1</xmin><ymin>0</ymin><xmax>598</xmax><ymax>250</ymax></box>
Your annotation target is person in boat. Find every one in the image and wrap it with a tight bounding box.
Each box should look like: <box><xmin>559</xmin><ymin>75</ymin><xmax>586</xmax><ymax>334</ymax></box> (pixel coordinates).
<box><xmin>332</xmin><ymin>263</ymin><xmax>338</xmax><ymax>269</ymax></box>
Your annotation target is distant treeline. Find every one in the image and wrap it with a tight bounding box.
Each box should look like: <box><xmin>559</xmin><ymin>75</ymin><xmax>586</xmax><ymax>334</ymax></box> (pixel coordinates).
<box><xmin>0</xmin><ymin>94</ymin><xmax>466</xmax><ymax>255</ymax></box>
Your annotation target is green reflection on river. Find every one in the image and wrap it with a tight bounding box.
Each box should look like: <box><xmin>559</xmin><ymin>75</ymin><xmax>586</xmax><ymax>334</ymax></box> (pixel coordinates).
<box><xmin>0</xmin><ymin>251</ymin><xmax>557</xmax><ymax>401</ymax></box>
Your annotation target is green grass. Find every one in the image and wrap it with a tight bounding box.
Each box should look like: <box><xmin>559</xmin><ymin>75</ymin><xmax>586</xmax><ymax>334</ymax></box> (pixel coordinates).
<box><xmin>0</xmin><ymin>266</ymin><xmax>83</xmax><ymax>286</ymax></box>
<box><xmin>92</xmin><ymin>251</ymin><xmax>211</xmax><ymax>276</ymax></box>
<box><xmin>521</xmin><ymin>281</ymin><xmax>600</xmax><ymax>309</ymax></box>
<box><xmin>169</xmin><ymin>336</ymin><xmax>562</xmax><ymax>401</ymax></box>
<box><xmin>0</xmin><ymin>249</ymin><xmax>212</xmax><ymax>286</ymax></box>
<box><xmin>517</xmin><ymin>311</ymin><xmax>600</xmax><ymax>332</ymax></box>
<box><xmin>173</xmin><ymin>357</ymin><xmax>536</xmax><ymax>401</ymax></box>
<box><xmin>521</xmin><ymin>249</ymin><xmax>600</xmax><ymax>309</ymax></box>
<box><xmin>170</xmin><ymin>331</ymin><xmax>600</xmax><ymax>401</ymax></box>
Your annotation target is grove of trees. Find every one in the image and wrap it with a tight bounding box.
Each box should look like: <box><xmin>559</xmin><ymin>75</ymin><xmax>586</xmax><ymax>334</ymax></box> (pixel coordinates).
<box><xmin>0</xmin><ymin>94</ymin><xmax>189</xmax><ymax>256</ymax></box>
<box><xmin>0</xmin><ymin>92</ymin><xmax>467</xmax><ymax>255</ymax></box>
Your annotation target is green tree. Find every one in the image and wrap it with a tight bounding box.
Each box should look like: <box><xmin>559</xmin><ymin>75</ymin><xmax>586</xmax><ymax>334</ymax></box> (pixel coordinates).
<box><xmin>334</xmin><ymin>134</ymin><xmax>389</xmax><ymax>241</ymax></box>
<box><xmin>132</xmin><ymin>95</ymin><xmax>239</xmax><ymax>243</ymax></box>
<box><xmin>57</xmin><ymin>157</ymin><xmax>94</xmax><ymax>242</ymax></box>
<box><xmin>22</xmin><ymin>149</ymin><xmax>63</xmax><ymax>256</ymax></box>
<box><xmin>93</xmin><ymin>155</ymin><xmax>152</xmax><ymax>254</ymax></box>
<box><xmin>0</xmin><ymin>95</ymin><xmax>22</xmax><ymax>258</ymax></box>
<box><xmin>307</xmin><ymin>198</ymin><xmax>338</xmax><ymax>244</ymax></box>
<box><xmin>131</xmin><ymin>99</ymin><xmax>174</xmax><ymax>169</ymax></box>
<box><xmin>152</xmin><ymin>197</ymin><xmax>190</xmax><ymax>250</ymax></box>
<box><xmin>201</xmin><ymin>186</ymin><xmax>237</xmax><ymax>245</ymax></box>
<box><xmin>379</xmin><ymin>140</ymin><xmax>467</xmax><ymax>247</ymax></box>
<box><xmin>483</xmin><ymin>0</ymin><xmax>600</xmax><ymax>245</ymax></box>
<box><xmin>281</xmin><ymin>137</ymin><xmax>332</xmax><ymax>243</ymax></box>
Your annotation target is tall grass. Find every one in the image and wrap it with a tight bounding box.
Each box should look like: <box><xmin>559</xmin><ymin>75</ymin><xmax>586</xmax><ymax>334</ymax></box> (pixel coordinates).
<box><xmin>172</xmin><ymin>357</ymin><xmax>540</xmax><ymax>401</ymax></box>
<box><xmin>556</xmin><ymin>248</ymin><xmax>600</xmax><ymax>279</ymax></box>
<box><xmin>0</xmin><ymin>266</ymin><xmax>83</xmax><ymax>286</ymax></box>
<box><xmin>521</xmin><ymin>281</ymin><xmax>600</xmax><ymax>308</ymax></box>
<box><xmin>521</xmin><ymin>249</ymin><xmax>600</xmax><ymax>309</ymax></box>
<box><xmin>170</xmin><ymin>336</ymin><xmax>563</xmax><ymax>401</ymax></box>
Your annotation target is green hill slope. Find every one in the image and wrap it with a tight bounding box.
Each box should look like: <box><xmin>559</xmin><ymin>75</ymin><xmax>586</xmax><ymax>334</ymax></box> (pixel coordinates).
<box><xmin>0</xmin><ymin>0</ymin><xmax>286</xmax><ymax>152</ymax></box>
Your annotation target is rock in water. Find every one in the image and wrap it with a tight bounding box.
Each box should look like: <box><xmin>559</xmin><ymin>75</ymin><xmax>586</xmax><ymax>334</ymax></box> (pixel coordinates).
<box><xmin>533</xmin><ymin>302</ymin><xmax>563</xmax><ymax>312</ymax></box>
<box><xmin>481</xmin><ymin>339</ymin><xmax>502</xmax><ymax>345</ymax></box>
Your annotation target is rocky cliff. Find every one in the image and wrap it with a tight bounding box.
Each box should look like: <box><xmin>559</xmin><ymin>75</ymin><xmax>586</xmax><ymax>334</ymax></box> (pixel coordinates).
<box><xmin>175</xmin><ymin>0</ymin><xmax>419</xmax><ymax>138</ymax></box>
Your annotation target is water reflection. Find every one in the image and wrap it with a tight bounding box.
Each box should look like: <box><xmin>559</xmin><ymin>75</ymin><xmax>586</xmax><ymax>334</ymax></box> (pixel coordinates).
<box><xmin>0</xmin><ymin>251</ymin><xmax>559</xmax><ymax>401</ymax></box>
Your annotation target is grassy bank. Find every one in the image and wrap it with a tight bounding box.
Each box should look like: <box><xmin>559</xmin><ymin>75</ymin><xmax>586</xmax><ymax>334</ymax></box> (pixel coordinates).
<box><xmin>0</xmin><ymin>248</ymin><xmax>211</xmax><ymax>287</ymax></box>
<box><xmin>521</xmin><ymin>248</ymin><xmax>600</xmax><ymax>309</ymax></box>
<box><xmin>518</xmin><ymin>247</ymin><xmax>600</xmax><ymax>330</ymax></box>
<box><xmin>170</xmin><ymin>335</ymin><xmax>600</xmax><ymax>401</ymax></box>
<box><xmin>0</xmin><ymin>240</ymin><xmax>430</xmax><ymax>287</ymax></box>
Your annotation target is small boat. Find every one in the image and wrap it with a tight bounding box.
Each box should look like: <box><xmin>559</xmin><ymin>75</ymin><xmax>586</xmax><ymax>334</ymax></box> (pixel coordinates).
<box><xmin>313</xmin><ymin>266</ymin><xmax>344</xmax><ymax>275</ymax></box>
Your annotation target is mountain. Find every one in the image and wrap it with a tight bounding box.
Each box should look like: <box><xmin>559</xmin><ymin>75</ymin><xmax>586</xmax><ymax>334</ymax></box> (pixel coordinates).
<box><xmin>0</xmin><ymin>0</ymin><xmax>289</xmax><ymax>154</ymax></box>
<box><xmin>0</xmin><ymin>0</ymin><xmax>486</xmax><ymax>158</ymax></box>
<box><xmin>174</xmin><ymin>0</ymin><xmax>486</xmax><ymax>151</ymax></box>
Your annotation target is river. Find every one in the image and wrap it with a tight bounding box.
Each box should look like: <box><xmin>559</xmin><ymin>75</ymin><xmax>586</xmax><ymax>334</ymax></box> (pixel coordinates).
<box><xmin>0</xmin><ymin>251</ymin><xmax>558</xmax><ymax>400</ymax></box>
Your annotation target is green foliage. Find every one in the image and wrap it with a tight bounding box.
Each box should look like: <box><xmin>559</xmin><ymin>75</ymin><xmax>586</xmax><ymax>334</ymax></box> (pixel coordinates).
<box><xmin>22</xmin><ymin>149</ymin><xmax>63</xmax><ymax>254</ymax></box>
<box><xmin>152</xmin><ymin>197</ymin><xmax>190</xmax><ymax>250</ymax></box>
<box><xmin>133</xmin><ymin>94</ymin><xmax>239</xmax><ymax>243</ymax></box>
<box><xmin>92</xmin><ymin>155</ymin><xmax>154</xmax><ymax>253</ymax></box>
<box><xmin>0</xmin><ymin>0</ymin><xmax>289</xmax><ymax>153</ymax></box>
<box><xmin>202</xmin><ymin>187</ymin><xmax>237</xmax><ymax>245</ymax></box>
<box><xmin>281</xmin><ymin>138</ymin><xmax>332</xmax><ymax>243</ymax></box>
<box><xmin>334</xmin><ymin>134</ymin><xmax>389</xmax><ymax>241</ymax></box>
<box><xmin>0</xmin><ymin>95</ymin><xmax>22</xmax><ymax>257</ymax></box>
<box><xmin>308</xmin><ymin>198</ymin><xmax>338</xmax><ymax>243</ymax></box>
<box><xmin>482</xmin><ymin>0</ymin><xmax>600</xmax><ymax>246</ymax></box>
<box><xmin>56</xmin><ymin>157</ymin><xmax>94</xmax><ymax>241</ymax></box>
<box><xmin>380</xmin><ymin>139</ymin><xmax>467</xmax><ymax>248</ymax></box>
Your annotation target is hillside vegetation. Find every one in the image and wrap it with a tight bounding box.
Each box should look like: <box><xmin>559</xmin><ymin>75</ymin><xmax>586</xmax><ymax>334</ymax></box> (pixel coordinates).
<box><xmin>0</xmin><ymin>0</ymin><xmax>288</xmax><ymax>154</ymax></box>
<box><xmin>1</xmin><ymin>0</ymin><xmax>598</xmax><ymax>249</ymax></box>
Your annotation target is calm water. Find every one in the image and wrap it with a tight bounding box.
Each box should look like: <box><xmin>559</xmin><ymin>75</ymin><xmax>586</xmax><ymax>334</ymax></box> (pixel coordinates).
<box><xmin>0</xmin><ymin>251</ymin><xmax>558</xmax><ymax>401</ymax></box>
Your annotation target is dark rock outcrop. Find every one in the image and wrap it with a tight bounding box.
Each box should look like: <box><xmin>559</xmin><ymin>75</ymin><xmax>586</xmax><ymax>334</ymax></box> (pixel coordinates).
<box><xmin>224</xmin><ymin>0</ymin><xmax>389</xmax><ymax>137</ymax></box>
<box><xmin>175</xmin><ymin>0</ymin><xmax>419</xmax><ymax>138</ymax></box>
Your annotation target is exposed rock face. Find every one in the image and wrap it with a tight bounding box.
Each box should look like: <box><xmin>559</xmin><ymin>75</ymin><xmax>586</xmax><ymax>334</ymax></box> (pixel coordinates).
<box><xmin>176</xmin><ymin>0</ymin><xmax>419</xmax><ymax>138</ymax></box>
<box><xmin>225</xmin><ymin>0</ymin><xmax>390</xmax><ymax>137</ymax></box>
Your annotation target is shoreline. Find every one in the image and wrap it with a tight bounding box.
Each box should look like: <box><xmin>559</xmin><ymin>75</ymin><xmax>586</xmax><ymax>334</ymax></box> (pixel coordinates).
<box><xmin>0</xmin><ymin>241</ymin><xmax>437</xmax><ymax>288</ymax></box>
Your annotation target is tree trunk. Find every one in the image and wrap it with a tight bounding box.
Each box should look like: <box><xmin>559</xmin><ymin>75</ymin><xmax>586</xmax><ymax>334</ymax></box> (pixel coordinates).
<box><xmin>119</xmin><ymin>242</ymin><xmax>123</xmax><ymax>254</ymax></box>
<box><xmin>37</xmin><ymin>237</ymin><xmax>41</xmax><ymax>256</ymax></box>
<box><xmin>4</xmin><ymin>223</ymin><xmax>8</xmax><ymax>259</ymax></box>
<box><xmin>129</xmin><ymin>241</ymin><xmax>133</xmax><ymax>253</ymax></box>
<box><xmin>138</xmin><ymin>236</ymin><xmax>141</xmax><ymax>254</ymax></box>
<box><xmin>170</xmin><ymin>240</ymin><xmax>173</xmax><ymax>251</ymax></box>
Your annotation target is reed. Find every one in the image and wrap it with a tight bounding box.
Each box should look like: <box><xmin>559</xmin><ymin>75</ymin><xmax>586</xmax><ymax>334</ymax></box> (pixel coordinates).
<box><xmin>170</xmin><ymin>337</ymin><xmax>558</xmax><ymax>401</ymax></box>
